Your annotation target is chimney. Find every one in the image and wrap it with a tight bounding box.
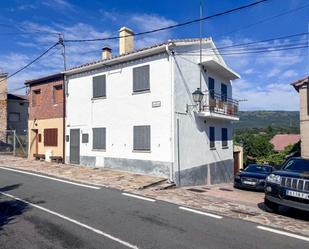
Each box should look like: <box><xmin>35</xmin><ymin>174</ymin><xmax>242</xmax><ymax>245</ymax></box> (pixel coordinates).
<box><xmin>102</xmin><ymin>47</ymin><xmax>112</xmax><ymax>60</ymax></box>
<box><xmin>119</xmin><ymin>27</ymin><xmax>134</xmax><ymax>55</ymax></box>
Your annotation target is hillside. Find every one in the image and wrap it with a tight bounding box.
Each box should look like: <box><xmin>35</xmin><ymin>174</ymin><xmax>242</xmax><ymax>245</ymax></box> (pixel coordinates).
<box><xmin>235</xmin><ymin>111</ymin><xmax>300</xmax><ymax>134</ymax></box>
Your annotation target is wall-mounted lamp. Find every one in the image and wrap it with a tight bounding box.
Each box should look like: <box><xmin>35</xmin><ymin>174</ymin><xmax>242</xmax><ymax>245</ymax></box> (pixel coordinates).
<box><xmin>186</xmin><ymin>88</ymin><xmax>204</xmax><ymax>113</ymax></box>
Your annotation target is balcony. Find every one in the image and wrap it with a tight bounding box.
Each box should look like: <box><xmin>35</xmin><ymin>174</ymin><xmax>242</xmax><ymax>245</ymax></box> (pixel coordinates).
<box><xmin>198</xmin><ymin>91</ymin><xmax>239</xmax><ymax>121</ymax></box>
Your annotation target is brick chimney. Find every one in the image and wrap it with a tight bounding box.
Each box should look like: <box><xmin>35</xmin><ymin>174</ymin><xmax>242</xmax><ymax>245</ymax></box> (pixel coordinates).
<box><xmin>119</xmin><ymin>27</ymin><xmax>134</xmax><ymax>55</ymax></box>
<box><xmin>102</xmin><ymin>47</ymin><xmax>112</xmax><ymax>60</ymax></box>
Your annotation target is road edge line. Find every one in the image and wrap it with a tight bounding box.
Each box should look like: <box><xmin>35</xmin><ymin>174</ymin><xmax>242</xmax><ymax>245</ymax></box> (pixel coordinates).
<box><xmin>0</xmin><ymin>166</ymin><xmax>100</xmax><ymax>190</ymax></box>
<box><xmin>257</xmin><ymin>225</ymin><xmax>309</xmax><ymax>242</ymax></box>
<box><xmin>122</xmin><ymin>193</ymin><xmax>156</xmax><ymax>202</ymax></box>
<box><xmin>0</xmin><ymin>191</ymin><xmax>139</xmax><ymax>249</ymax></box>
<box><xmin>179</xmin><ymin>206</ymin><xmax>223</xmax><ymax>219</ymax></box>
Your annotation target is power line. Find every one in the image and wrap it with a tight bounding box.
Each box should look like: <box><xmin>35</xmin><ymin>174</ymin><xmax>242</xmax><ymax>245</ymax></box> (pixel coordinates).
<box><xmin>217</xmin><ymin>2</ymin><xmax>309</xmax><ymax>37</ymax></box>
<box><xmin>0</xmin><ymin>42</ymin><xmax>60</xmax><ymax>83</ymax></box>
<box><xmin>65</xmin><ymin>0</ymin><xmax>269</xmax><ymax>43</ymax></box>
<box><xmin>176</xmin><ymin>44</ymin><xmax>309</xmax><ymax>57</ymax></box>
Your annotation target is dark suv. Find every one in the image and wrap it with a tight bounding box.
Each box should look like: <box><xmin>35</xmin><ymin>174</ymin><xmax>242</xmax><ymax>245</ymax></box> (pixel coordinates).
<box><xmin>264</xmin><ymin>157</ymin><xmax>309</xmax><ymax>212</ymax></box>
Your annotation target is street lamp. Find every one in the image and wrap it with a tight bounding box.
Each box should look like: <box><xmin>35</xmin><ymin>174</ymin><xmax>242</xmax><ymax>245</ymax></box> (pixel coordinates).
<box><xmin>192</xmin><ymin>88</ymin><xmax>204</xmax><ymax>103</ymax></box>
<box><xmin>186</xmin><ymin>88</ymin><xmax>204</xmax><ymax>113</ymax></box>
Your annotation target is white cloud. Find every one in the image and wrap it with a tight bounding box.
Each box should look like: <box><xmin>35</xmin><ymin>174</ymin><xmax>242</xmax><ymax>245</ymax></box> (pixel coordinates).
<box><xmin>267</xmin><ymin>68</ymin><xmax>281</xmax><ymax>78</ymax></box>
<box><xmin>42</xmin><ymin>0</ymin><xmax>75</xmax><ymax>11</ymax></box>
<box><xmin>281</xmin><ymin>69</ymin><xmax>298</xmax><ymax>79</ymax></box>
<box><xmin>129</xmin><ymin>14</ymin><xmax>177</xmax><ymax>48</ymax></box>
<box><xmin>234</xmin><ymin>82</ymin><xmax>299</xmax><ymax>111</ymax></box>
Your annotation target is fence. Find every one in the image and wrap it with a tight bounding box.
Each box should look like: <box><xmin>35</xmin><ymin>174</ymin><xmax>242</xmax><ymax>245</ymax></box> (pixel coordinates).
<box><xmin>0</xmin><ymin>130</ymin><xmax>28</xmax><ymax>157</ymax></box>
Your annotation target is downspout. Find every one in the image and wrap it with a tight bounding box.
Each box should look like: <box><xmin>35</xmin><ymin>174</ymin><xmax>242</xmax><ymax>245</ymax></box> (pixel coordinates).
<box><xmin>166</xmin><ymin>43</ymin><xmax>175</xmax><ymax>182</ymax></box>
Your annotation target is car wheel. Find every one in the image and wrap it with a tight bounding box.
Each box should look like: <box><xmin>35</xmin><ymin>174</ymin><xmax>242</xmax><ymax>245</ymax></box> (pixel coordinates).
<box><xmin>264</xmin><ymin>198</ymin><xmax>279</xmax><ymax>213</ymax></box>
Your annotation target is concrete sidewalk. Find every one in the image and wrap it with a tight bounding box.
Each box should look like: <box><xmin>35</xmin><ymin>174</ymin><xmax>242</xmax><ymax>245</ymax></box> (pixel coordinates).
<box><xmin>0</xmin><ymin>155</ymin><xmax>308</xmax><ymax>237</ymax></box>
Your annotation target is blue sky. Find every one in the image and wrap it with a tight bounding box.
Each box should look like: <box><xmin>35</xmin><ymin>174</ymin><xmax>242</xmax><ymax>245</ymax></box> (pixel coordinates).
<box><xmin>0</xmin><ymin>0</ymin><xmax>308</xmax><ymax>110</ymax></box>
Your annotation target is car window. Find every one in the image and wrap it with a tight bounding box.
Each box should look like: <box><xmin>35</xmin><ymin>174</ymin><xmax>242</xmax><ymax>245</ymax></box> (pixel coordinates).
<box><xmin>282</xmin><ymin>159</ymin><xmax>309</xmax><ymax>173</ymax></box>
<box><xmin>244</xmin><ymin>165</ymin><xmax>272</xmax><ymax>173</ymax></box>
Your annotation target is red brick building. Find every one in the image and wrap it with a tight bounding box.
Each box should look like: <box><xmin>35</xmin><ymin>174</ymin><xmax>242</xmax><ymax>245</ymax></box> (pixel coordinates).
<box><xmin>25</xmin><ymin>73</ymin><xmax>64</xmax><ymax>161</ymax></box>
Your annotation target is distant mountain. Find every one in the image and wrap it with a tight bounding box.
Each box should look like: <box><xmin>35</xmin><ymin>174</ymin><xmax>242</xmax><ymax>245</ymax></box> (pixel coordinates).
<box><xmin>235</xmin><ymin>111</ymin><xmax>300</xmax><ymax>134</ymax></box>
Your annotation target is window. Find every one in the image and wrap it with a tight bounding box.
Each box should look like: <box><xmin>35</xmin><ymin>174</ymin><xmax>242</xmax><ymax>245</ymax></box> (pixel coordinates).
<box><xmin>222</xmin><ymin>128</ymin><xmax>228</xmax><ymax>147</ymax></box>
<box><xmin>208</xmin><ymin>77</ymin><xmax>215</xmax><ymax>98</ymax></box>
<box><xmin>32</xmin><ymin>89</ymin><xmax>41</xmax><ymax>107</ymax></box>
<box><xmin>133</xmin><ymin>125</ymin><xmax>151</xmax><ymax>151</ymax></box>
<box><xmin>133</xmin><ymin>65</ymin><xmax>150</xmax><ymax>92</ymax></box>
<box><xmin>44</xmin><ymin>128</ymin><xmax>58</xmax><ymax>146</ymax></box>
<box><xmin>93</xmin><ymin>128</ymin><xmax>106</xmax><ymax>150</ymax></box>
<box><xmin>53</xmin><ymin>85</ymin><xmax>63</xmax><ymax>104</ymax></box>
<box><xmin>82</xmin><ymin>133</ymin><xmax>89</xmax><ymax>143</ymax></box>
<box><xmin>221</xmin><ymin>83</ymin><xmax>227</xmax><ymax>102</ymax></box>
<box><xmin>93</xmin><ymin>75</ymin><xmax>106</xmax><ymax>98</ymax></box>
<box><xmin>8</xmin><ymin>112</ymin><xmax>20</xmax><ymax>122</ymax></box>
<box><xmin>209</xmin><ymin>127</ymin><xmax>215</xmax><ymax>149</ymax></box>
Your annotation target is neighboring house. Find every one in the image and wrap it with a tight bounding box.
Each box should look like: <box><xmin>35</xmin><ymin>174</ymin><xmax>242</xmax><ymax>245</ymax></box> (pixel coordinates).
<box><xmin>64</xmin><ymin>27</ymin><xmax>240</xmax><ymax>186</ymax></box>
<box><xmin>270</xmin><ymin>134</ymin><xmax>300</xmax><ymax>152</ymax></box>
<box><xmin>0</xmin><ymin>73</ymin><xmax>8</xmax><ymax>141</ymax></box>
<box><xmin>25</xmin><ymin>73</ymin><xmax>64</xmax><ymax>160</ymax></box>
<box><xmin>7</xmin><ymin>94</ymin><xmax>29</xmax><ymax>135</ymax></box>
<box><xmin>292</xmin><ymin>76</ymin><xmax>309</xmax><ymax>159</ymax></box>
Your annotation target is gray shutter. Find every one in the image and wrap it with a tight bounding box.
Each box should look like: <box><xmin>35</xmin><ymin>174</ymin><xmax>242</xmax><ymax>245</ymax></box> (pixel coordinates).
<box><xmin>222</xmin><ymin>128</ymin><xmax>228</xmax><ymax>147</ymax></box>
<box><xmin>93</xmin><ymin>75</ymin><xmax>106</xmax><ymax>98</ymax></box>
<box><xmin>133</xmin><ymin>125</ymin><xmax>150</xmax><ymax>150</ymax></box>
<box><xmin>93</xmin><ymin>128</ymin><xmax>106</xmax><ymax>149</ymax></box>
<box><xmin>209</xmin><ymin>127</ymin><xmax>215</xmax><ymax>148</ymax></box>
<box><xmin>133</xmin><ymin>65</ymin><xmax>150</xmax><ymax>92</ymax></box>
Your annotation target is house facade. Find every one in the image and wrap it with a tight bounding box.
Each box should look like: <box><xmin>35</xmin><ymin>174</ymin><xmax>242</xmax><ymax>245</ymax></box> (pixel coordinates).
<box><xmin>64</xmin><ymin>27</ymin><xmax>240</xmax><ymax>186</ymax></box>
<box><xmin>292</xmin><ymin>76</ymin><xmax>309</xmax><ymax>159</ymax></box>
<box><xmin>25</xmin><ymin>73</ymin><xmax>64</xmax><ymax>160</ymax></box>
<box><xmin>0</xmin><ymin>73</ymin><xmax>8</xmax><ymax>141</ymax></box>
<box><xmin>7</xmin><ymin>94</ymin><xmax>29</xmax><ymax>135</ymax></box>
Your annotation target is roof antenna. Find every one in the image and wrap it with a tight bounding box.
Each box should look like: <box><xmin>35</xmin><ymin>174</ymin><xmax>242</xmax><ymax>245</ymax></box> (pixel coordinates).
<box><xmin>199</xmin><ymin>0</ymin><xmax>203</xmax><ymax>91</ymax></box>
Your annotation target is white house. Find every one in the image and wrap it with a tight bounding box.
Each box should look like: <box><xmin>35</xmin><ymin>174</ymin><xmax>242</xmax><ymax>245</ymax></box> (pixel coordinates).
<box><xmin>64</xmin><ymin>27</ymin><xmax>240</xmax><ymax>186</ymax></box>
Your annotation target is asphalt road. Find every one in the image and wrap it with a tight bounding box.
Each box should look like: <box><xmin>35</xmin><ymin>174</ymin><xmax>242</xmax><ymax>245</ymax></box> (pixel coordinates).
<box><xmin>0</xmin><ymin>167</ymin><xmax>308</xmax><ymax>249</ymax></box>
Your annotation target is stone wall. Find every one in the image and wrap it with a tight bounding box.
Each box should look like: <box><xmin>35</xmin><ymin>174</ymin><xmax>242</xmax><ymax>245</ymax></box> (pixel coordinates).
<box><xmin>0</xmin><ymin>74</ymin><xmax>8</xmax><ymax>142</ymax></box>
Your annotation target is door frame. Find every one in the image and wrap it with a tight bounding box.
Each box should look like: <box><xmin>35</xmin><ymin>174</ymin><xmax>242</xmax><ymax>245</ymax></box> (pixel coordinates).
<box><xmin>70</xmin><ymin>129</ymin><xmax>80</xmax><ymax>164</ymax></box>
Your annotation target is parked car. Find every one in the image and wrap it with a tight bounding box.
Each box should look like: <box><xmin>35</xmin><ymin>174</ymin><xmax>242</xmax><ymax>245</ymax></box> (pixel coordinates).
<box><xmin>264</xmin><ymin>157</ymin><xmax>309</xmax><ymax>212</ymax></box>
<box><xmin>234</xmin><ymin>164</ymin><xmax>274</xmax><ymax>191</ymax></box>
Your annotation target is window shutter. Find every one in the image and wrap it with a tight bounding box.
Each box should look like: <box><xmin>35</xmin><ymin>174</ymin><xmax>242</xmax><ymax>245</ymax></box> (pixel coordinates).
<box><xmin>44</xmin><ymin>128</ymin><xmax>58</xmax><ymax>146</ymax></box>
<box><xmin>222</xmin><ymin>128</ymin><xmax>228</xmax><ymax>147</ymax></box>
<box><xmin>209</xmin><ymin>127</ymin><xmax>215</xmax><ymax>148</ymax></box>
<box><xmin>208</xmin><ymin>77</ymin><xmax>215</xmax><ymax>98</ymax></box>
<box><xmin>221</xmin><ymin>83</ymin><xmax>227</xmax><ymax>102</ymax></box>
<box><xmin>133</xmin><ymin>125</ymin><xmax>151</xmax><ymax>151</ymax></box>
<box><xmin>93</xmin><ymin>128</ymin><xmax>106</xmax><ymax>149</ymax></box>
<box><xmin>133</xmin><ymin>65</ymin><xmax>150</xmax><ymax>92</ymax></box>
<box><xmin>93</xmin><ymin>75</ymin><xmax>106</xmax><ymax>98</ymax></box>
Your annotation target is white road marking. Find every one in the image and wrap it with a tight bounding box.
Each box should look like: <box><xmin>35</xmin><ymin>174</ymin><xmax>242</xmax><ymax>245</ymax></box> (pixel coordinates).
<box><xmin>0</xmin><ymin>167</ymin><xmax>100</xmax><ymax>190</ymax></box>
<box><xmin>122</xmin><ymin>193</ymin><xmax>156</xmax><ymax>202</ymax></box>
<box><xmin>257</xmin><ymin>226</ymin><xmax>309</xmax><ymax>242</ymax></box>
<box><xmin>179</xmin><ymin>206</ymin><xmax>223</xmax><ymax>219</ymax></box>
<box><xmin>0</xmin><ymin>191</ymin><xmax>139</xmax><ymax>249</ymax></box>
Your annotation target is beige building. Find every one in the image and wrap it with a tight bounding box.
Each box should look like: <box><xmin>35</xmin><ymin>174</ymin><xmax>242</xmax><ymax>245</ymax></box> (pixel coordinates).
<box><xmin>292</xmin><ymin>76</ymin><xmax>309</xmax><ymax>159</ymax></box>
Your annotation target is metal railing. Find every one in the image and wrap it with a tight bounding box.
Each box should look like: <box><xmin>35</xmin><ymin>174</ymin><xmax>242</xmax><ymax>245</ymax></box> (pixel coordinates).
<box><xmin>201</xmin><ymin>91</ymin><xmax>239</xmax><ymax>117</ymax></box>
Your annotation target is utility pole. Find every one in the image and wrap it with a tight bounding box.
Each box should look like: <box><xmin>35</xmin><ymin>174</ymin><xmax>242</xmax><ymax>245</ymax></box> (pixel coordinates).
<box><xmin>199</xmin><ymin>0</ymin><xmax>203</xmax><ymax>91</ymax></box>
<box><xmin>59</xmin><ymin>33</ymin><xmax>67</xmax><ymax>164</ymax></box>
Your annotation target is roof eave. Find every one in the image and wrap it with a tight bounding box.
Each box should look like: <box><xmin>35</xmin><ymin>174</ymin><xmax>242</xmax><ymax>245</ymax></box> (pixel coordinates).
<box><xmin>64</xmin><ymin>45</ymin><xmax>168</xmax><ymax>76</ymax></box>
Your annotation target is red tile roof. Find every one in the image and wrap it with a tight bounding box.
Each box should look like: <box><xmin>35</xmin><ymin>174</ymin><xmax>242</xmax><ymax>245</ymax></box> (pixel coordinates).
<box><xmin>270</xmin><ymin>134</ymin><xmax>301</xmax><ymax>151</ymax></box>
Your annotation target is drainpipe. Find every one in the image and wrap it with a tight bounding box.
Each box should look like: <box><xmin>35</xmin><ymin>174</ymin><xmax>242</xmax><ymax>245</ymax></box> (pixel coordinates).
<box><xmin>166</xmin><ymin>43</ymin><xmax>175</xmax><ymax>183</ymax></box>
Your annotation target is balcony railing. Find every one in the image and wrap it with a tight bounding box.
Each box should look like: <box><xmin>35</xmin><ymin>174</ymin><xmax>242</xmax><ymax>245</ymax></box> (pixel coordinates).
<box><xmin>200</xmin><ymin>91</ymin><xmax>239</xmax><ymax>118</ymax></box>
